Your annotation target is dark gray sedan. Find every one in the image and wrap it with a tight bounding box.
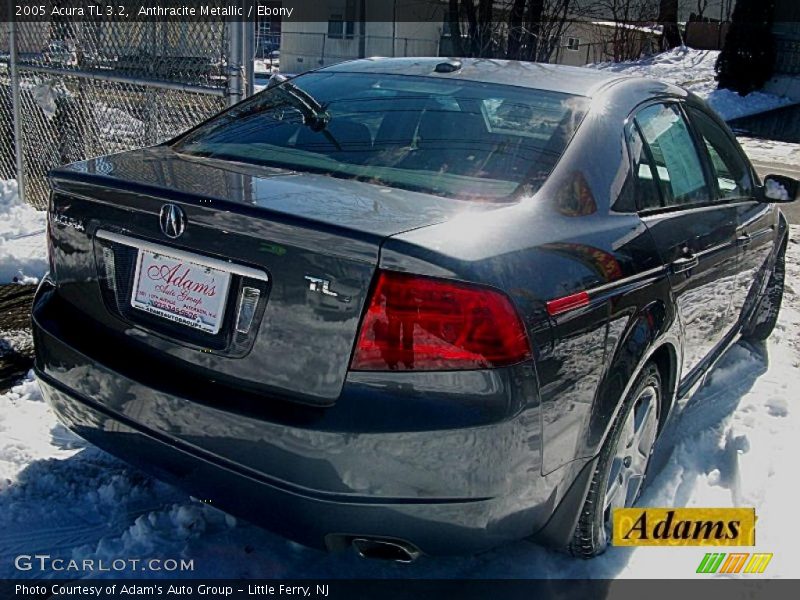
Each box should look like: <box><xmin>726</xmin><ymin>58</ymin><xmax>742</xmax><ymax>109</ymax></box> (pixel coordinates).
<box><xmin>33</xmin><ymin>58</ymin><xmax>794</xmax><ymax>560</ymax></box>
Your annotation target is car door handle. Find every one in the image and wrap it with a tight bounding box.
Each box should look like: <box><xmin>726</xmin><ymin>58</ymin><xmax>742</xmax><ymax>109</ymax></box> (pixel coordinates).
<box><xmin>737</xmin><ymin>233</ymin><xmax>751</xmax><ymax>247</ymax></box>
<box><xmin>671</xmin><ymin>255</ymin><xmax>699</xmax><ymax>274</ymax></box>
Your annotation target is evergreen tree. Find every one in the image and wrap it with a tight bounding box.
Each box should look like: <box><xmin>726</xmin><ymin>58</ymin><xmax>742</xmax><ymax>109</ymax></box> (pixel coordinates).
<box><xmin>715</xmin><ymin>0</ymin><xmax>777</xmax><ymax>96</ymax></box>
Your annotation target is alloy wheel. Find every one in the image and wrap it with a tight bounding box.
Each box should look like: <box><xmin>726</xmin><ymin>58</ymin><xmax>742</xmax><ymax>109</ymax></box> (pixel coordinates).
<box><xmin>600</xmin><ymin>384</ymin><xmax>659</xmax><ymax>547</ymax></box>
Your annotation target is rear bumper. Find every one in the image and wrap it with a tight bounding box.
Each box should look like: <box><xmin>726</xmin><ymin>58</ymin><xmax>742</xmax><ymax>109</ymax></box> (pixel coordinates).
<box><xmin>32</xmin><ymin>280</ymin><xmax>568</xmax><ymax>555</ymax></box>
<box><xmin>38</xmin><ymin>372</ymin><xmax>522</xmax><ymax>555</ymax></box>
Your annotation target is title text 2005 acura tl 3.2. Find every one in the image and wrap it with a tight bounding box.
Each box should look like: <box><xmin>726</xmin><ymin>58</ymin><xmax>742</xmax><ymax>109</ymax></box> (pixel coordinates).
<box><xmin>32</xmin><ymin>58</ymin><xmax>796</xmax><ymax>561</ymax></box>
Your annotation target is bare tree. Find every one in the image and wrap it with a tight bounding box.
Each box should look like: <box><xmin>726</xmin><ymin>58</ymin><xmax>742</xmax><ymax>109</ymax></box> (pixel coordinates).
<box><xmin>445</xmin><ymin>0</ymin><xmax>663</xmax><ymax>64</ymax></box>
<box><xmin>680</xmin><ymin>0</ymin><xmax>711</xmax><ymax>21</ymax></box>
<box><xmin>446</xmin><ymin>1</ymin><xmax>584</xmax><ymax>62</ymax></box>
<box><xmin>723</xmin><ymin>0</ymin><xmax>735</xmax><ymax>21</ymax></box>
<box><xmin>583</xmin><ymin>0</ymin><xmax>660</xmax><ymax>62</ymax></box>
<box><xmin>520</xmin><ymin>0</ymin><xmax>545</xmax><ymax>61</ymax></box>
<box><xmin>534</xmin><ymin>0</ymin><xmax>577</xmax><ymax>62</ymax></box>
<box><xmin>517</xmin><ymin>0</ymin><xmax>594</xmax><ymax>63</ymax></box>
<box><xmin>695</xmin><ymin>0</ymin><xmax>710</xmax><ymax>20</ymax></box>
<box><xmin>447</xmin><ymin>0</ymin><xmax>465</xmax><ymax>56</ymax></box>
<box><xmin>657</xmin><ymin>0</ymin><xmax>681</xmax><ymax>48</ymax></box>
<box><xmin>447</xmin><ymin>0</ymin><xmax>502</xmax><ymax>57</ymax></box>
<box><xmin>506</xmin><ymin>0</ymin><xmax>528</xmax><ymax>58</ymax></box>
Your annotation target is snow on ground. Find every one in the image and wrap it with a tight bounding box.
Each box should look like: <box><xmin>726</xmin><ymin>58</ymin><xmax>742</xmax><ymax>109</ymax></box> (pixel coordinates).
<box><xmin>97</xmin><ymin>105</ymin><xmax>145</xmax><ymax>145</ymax></box>
<box><xmin>0</xmin><ymin>179</ymin><xmax>47</xmax><ymax>284</ymax></box>
<box><xmin>1</xmin><ymin>225</ymin><xmax>798</xmax><ymax>579</ymax></box>
<box><xmin>737</xmin><ymin>137</ymin><xmax>800</xmax><ymax>166</ymax></box>
<box><xmin>254</xmin><ymin>59</ymin><xmax>279</xmax><ymax>76</ymax></box>
<box><xmin>590</xmin><ymin>47</ymin><xmax>795</xmax><ymax>121</ymax></box>
<box><xmin>0</xmin><ymin>58</ymin><xmax>798</xmax><ymax>575</ymax></box>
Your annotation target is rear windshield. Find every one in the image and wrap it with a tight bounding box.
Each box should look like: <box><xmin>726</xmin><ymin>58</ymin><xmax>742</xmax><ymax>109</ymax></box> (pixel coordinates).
<box><xmin>173</xmin><ymin>72</ymin><xmax>589</xmax><ymax>201</ymax></box>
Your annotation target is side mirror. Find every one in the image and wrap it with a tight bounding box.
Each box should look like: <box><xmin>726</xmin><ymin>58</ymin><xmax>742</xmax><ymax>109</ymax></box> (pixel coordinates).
<box><xmin>762</xmin><ymin>174</ymin><xmax>800</xmax><ymax>203</ymax></box>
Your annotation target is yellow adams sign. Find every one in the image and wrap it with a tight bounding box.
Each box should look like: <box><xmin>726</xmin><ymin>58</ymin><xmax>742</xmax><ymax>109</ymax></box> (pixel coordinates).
<box><xmin>612</xmin><ymin>508</ymin><xmax>756</xmax><ymax>546</ymax></box>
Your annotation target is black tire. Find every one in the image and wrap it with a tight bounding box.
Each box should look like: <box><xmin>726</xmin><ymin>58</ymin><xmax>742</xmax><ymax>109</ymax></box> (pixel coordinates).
<box><xmin>569</xmin><ymin>363</ymin><xmax>661</xmax><ymax>558</ymax></box>
<box><xmin>742</xmin><ymin>242</ymin><xmax>786</xmax><ymax>342</ymax></box>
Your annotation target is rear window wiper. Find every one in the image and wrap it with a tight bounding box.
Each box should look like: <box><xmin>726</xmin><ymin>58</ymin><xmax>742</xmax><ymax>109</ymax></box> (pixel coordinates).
<box><xmin>273</xmin><ymin>81</ymin><xmax>342</xmax><ymax>151</ymax></box>
<box><xmin>275</xmin><ymin>83</ymin><xmax>328</xmax><ymax>130</ymax></box>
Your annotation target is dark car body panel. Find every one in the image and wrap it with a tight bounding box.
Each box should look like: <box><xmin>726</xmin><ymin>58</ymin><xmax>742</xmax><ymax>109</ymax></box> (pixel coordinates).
<box><xmin>38</xmin><ymin>380</ymin><xmax>543</xmax><ymax>556</ymax></box>
<box><xmin>320</xmin><ymin>57</ymin><xmax>626</xmax><ymax>96</ymax></box>
<box><xmin>34</xmin><ymin>280</ymin><xmax>553</xmax><ymax>555</ymax></box>
<box><xmin>34</xmin><ymin>58</ymin><xmax>789</xmax><ymax>555</ymax></box>
<box><xmin>48</xmin><ymin>148</ymin><xmax>502</xmax><ymax>404</ymax></box>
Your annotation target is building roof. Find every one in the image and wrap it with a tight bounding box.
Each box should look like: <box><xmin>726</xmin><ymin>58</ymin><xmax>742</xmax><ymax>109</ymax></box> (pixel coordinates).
<box><xmin>590</xmin><ymin>21</ymin><xmax>664</xmax><ymax>35</ymax></box>
<box><xmin>319</xmin><ymin>57</ymin><xmax>630</xmax><ymax>97</ymax></box>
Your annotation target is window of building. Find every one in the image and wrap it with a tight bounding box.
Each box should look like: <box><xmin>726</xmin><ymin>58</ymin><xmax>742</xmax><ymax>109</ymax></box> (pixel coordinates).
<box><xmin>567</xmin><ymin>37</ymin><xmax>580</xmax><ymax>51</ymax></box>
<box><xmin>327</xmin><ymin>15</ymin><xmax>355</xmax><ymax>39</ymax></box>
<box><xmin>327</xmin><ymin>0</ymin><xmax>356</xmax><ymax>39</ymax></box>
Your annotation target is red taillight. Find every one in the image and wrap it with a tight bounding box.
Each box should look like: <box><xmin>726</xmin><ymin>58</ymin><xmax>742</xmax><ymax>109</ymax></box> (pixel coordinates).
<box><xmin>350</xmin><ymin>271</ymin><xmax>531</xmax><ymax>371</ymax></box>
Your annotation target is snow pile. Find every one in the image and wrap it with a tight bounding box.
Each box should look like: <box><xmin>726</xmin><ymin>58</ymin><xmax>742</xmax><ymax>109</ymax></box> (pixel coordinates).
<box><xmin>0</xmin><ymin>179</ymin><xmax>47</xmax><ymax>284</ymax></box>
<box><xmin>0</xmin><ymin>230</ymin><xmax>798</xmax><ymax>578</ymax></box>
<box><xmin>0</xmin><ymin>376</ymin><xmax>74</xmax><ymax>484</ymax></box>
<box><xmin>589</xmin><ymin>47</ymin><xmax>794</xmax><ymax>121</ymax></box>
<box><xmin>97</xmin><ymin>105</ymin><xmax>145</xmax><ymax>144</ymax></box>
<box><xmin>0</xmin><ymin>328</ymin><xmax>33</xmax><ymax>355</ymax></box>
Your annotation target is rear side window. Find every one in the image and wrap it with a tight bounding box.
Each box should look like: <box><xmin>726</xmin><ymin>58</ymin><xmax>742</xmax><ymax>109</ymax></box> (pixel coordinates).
<box><xmin>635</xmin><ymin>104</ymin><xmax>710</xmax><ymax>208</ymax></box>
<box><xmin>686</xmin><ymin>107</ymin><xmax>754</xmax><ymax>200</ymax></box>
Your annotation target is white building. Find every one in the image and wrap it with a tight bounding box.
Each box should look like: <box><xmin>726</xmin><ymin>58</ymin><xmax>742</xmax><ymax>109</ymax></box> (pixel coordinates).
<box><xmin>280</xmin><ymin>1</ymin><xmax>445</xmax><ymax>74</ymax></box>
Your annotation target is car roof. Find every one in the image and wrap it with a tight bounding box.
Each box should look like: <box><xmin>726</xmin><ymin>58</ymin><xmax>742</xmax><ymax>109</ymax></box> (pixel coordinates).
<box><xmin>318</xmin><ymin>57</ymin><xmax>630</xmax><ymax>97</ymax></box>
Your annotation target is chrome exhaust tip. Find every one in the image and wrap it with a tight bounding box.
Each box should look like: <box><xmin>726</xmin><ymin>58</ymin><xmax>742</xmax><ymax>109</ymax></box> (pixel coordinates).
<box><xmin>351</xmin><ymin>538</ymin><xmax>421</xmax><ymax>563</ymax></box>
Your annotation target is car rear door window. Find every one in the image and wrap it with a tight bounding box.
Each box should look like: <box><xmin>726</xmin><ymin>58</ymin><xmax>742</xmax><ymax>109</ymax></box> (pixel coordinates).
<box><xmin>635</xmin><ymin>104</ymin><xmax>710</xmax><ymax>208</ymax></box>
<box><xmin>626</xmin><ymin>122</ymin><xmax>662</xmax><ymax>211</ymax></box>
<box><xmin>686</xmin><ymin>107</ymin><xmax>754</xmax><ymax>200</ymax></box>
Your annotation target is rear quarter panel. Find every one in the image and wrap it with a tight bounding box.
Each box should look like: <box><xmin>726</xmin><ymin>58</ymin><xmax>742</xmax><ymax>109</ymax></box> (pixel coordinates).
<box><xmin>383</xmin><ymin>79</ymin><xmax>681</xmax><ymax>476</ymax></box>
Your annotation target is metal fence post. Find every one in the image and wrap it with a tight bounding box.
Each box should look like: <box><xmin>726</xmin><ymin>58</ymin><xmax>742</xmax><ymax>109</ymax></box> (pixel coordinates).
<box><xmin>244</xmin><ymin>20</ymin><xmax>255</xmax><ymax>98</ymax></box>
<box><xmin>226</xmin><ymin>18</ymin><xmax>245</xmax><ymax>107</ymax></box>
<box><xmin>144</xmin><ymin>21</ymin><xmax>157</xmax><ymax>145</ymax></box>
<box><xmin>8</xmin><ymin>14</ymin><xmax>25</xmax><ymax>205</ymax></box>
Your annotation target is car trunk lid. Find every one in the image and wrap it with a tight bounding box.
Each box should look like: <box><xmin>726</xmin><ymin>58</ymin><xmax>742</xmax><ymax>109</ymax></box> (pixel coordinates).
<box><xmin>48</xmin><ymin>146</ymin><xmax>490</xmax><ymax>405</ymax></box>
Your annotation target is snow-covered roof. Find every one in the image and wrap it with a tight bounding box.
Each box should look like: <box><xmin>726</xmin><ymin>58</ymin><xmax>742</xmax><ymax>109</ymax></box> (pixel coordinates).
<box><xmin>590</xmin><ymin>21</ymin><xmax>664</xmax><ymax>35</ymax></box>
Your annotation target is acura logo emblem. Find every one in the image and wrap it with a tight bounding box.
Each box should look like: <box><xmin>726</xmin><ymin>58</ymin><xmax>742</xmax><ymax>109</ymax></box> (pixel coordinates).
<box><xmin>159</xmin><ymin>204</ymin><xmax>186</xmax><ymax>239</ymax></box>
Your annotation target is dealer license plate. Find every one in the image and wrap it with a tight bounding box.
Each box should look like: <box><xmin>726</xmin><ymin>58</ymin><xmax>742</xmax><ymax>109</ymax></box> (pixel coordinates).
<box><xmin>131</xmin><ymin>248</ymin><xmax>231</xmax><ymax>334</ymax></box>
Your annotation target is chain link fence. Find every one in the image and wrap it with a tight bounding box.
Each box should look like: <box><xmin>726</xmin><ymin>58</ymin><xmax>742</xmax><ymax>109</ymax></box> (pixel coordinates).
<box><xmin>1</xmin><ymin>20</ymin><xmax>248</xmax><ymax>209</ymax></box>
<box><xmin>0</xmin><ymin>62</ymin><xmax>15</xmax><ymax>182</ymax></box>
